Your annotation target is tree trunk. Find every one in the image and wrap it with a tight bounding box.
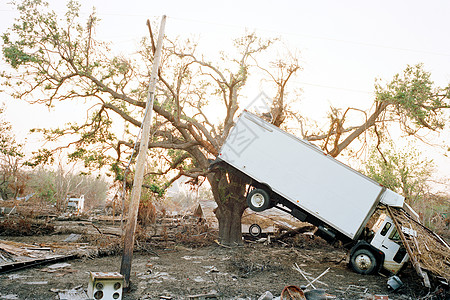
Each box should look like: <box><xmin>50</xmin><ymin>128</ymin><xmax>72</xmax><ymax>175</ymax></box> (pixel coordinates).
<box><xmin>208</xmin><ymin>168</ymin><xmax>248</xmax><ymax>246</ymax></box>
<box><xmin>215</xmin><ymin>199</ymin><xmax>247</xmax><ymax>245</ymax></box>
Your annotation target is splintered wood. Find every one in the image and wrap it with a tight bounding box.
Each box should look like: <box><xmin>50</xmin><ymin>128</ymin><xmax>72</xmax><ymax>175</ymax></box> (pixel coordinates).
<box><xmin>0</xmin><ymin>239</ymin><xmax>103</xmax><ymax>274</ymax></box>
<box><xmin>387</xmin><ymin>206</ymin><xmax>450</xmax><ymax>286</ymax></box>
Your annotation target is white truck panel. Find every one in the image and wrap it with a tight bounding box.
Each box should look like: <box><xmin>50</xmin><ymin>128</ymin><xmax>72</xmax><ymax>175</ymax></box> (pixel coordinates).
<box><xmin>380</xmin><ymin>189</ymin><xmax>405</xmax><ymax>207</ymax></box>
<box><xmin>219</xmin><ymin>112</ymin><xmax>391</xmax><ymax>239</ymax></box>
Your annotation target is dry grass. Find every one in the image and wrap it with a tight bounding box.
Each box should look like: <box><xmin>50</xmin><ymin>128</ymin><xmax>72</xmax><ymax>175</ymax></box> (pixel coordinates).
<box><xmin>412</xmin><ymin>194</ymin><xmax>449</xmax><ymax>241</ymax></box>
<box><xmin>0</xmin><ymin>217</ymin><xmax>55</xmax><ymax>236</ymax></box>
<box><xmin>174</xmin><ymin>220</ymin><xmax>217</xmax><ymax>247</ymax></box>
<box><xmin>138</xmin><ymin>202</ymin><xmax>157</xmax><ymax>226</ymax></box>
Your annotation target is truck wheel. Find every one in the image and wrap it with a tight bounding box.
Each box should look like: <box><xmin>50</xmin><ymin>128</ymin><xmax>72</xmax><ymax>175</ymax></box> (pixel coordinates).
<box><xmin>350</xmin><ymin>249</ymin><xmax>377</xmax><ymax>275</ymax></box>
<box><xmin>247</xmin><ymin>189</ymin><xmax>270</xmax><ymax>212</ymax></box>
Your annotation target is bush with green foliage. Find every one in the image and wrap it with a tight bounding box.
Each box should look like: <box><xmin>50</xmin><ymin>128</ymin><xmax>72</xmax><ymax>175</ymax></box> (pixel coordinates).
<box><xmin>364</xmin><ymin>142</ymin><xmax>435</xmax><ymax>206</ymax></box>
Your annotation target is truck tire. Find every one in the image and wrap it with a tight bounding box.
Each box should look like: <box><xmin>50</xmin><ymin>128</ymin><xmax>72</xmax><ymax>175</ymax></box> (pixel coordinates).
<box><xmin>247</xmin><ymin>189</ymin><xmax>270</xmax><ymax>212</ymax></box>
<box><xmin>350</xmin><ymin>249</ymin><xmax>377</xmax><ymax>275</ymax></box>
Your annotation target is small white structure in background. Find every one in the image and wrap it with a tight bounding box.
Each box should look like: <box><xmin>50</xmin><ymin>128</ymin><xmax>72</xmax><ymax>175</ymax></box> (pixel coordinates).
<box><xmin>67</xmin><ymin>195</ymin><xmax>85</xmax><ymax>214</ymax></box>
<box><xmin>16</xmin><ymin>193</ymin><xmax>35</xmax><ymax>201</ymax></box>
<box><xmin>165</xmin><ymin>176</ymin><xmax>190</xmax><ymax>199</ymax></box>
<box><xmin>87</xmin><ymin>272</ymin><xmax>123</xmax><ymax>300</ymax></box>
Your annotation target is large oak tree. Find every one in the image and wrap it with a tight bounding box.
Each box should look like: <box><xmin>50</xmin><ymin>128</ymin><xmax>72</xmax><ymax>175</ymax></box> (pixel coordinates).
<box><xmin>2</xmin><ymin>0</ymin><xmax>449</xmax><ymax>245</ymax></box>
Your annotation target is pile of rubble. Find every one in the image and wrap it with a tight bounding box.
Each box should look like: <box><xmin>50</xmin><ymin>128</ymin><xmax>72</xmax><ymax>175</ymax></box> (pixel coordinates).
<box><xmin>388</xmin><ymin>207</ymin><xmax>450</xmax><ymax>288</ymax></box>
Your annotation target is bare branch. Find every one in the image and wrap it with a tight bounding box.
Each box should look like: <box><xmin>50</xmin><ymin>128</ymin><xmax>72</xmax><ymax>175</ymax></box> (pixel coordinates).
<box><xmin>103</xmin><ymin>102</ymin><xmax>141</xmax><ymax>127</ymax></box>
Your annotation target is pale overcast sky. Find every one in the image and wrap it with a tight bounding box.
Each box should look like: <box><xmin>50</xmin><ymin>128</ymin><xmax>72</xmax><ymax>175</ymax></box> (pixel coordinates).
<box><xmin>1</xmin><ymin>0</ymin><xmax>449</xmax><ymax>187</ymax></box>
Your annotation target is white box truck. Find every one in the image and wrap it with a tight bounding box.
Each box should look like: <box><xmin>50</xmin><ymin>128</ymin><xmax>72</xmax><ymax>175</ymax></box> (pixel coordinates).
<box><xmin>212</xmin><ymin>111</ymin><xmax>412</xmax><ymax>275</ymax></box>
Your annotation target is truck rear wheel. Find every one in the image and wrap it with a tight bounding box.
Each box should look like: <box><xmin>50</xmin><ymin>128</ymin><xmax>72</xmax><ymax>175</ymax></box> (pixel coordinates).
<box><xmin>350</xmin><ymin>249</ymin><xmax>377</xmax><ymax>275</ymax></box>
<box><xmin>247</xmin><ymin>189</ymin><xmax>270</xmax><ymax>212</ymax></box>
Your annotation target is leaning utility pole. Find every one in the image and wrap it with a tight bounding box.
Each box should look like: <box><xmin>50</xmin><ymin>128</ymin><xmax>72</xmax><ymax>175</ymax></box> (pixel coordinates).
<box><xmin>120</xmin><ymin>15</ymin><xmax>166</xmax><ymax>290</ymax></box>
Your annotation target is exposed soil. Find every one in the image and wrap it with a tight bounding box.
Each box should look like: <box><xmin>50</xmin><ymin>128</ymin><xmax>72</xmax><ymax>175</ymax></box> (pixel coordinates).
<box><xmin>0</xmin><ymin>202</ymin><xmax>447</xmax><ymax>300</ymax></box>
<box><xmin>0</xmin><ymin>232</ymin><xmax>436</xmax><ymax>300</ymax></box>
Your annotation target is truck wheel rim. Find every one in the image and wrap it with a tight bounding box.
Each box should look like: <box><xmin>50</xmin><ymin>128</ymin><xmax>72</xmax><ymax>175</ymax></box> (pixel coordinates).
<box><xmin>355</xmin><ymin>254</ymin><xmax>372</xmax><ymax>270</ymax></box>
<box><xmin>251</xmin><ymin>193</ymin><xmax>265</xmax><ymax>208</ymax></box>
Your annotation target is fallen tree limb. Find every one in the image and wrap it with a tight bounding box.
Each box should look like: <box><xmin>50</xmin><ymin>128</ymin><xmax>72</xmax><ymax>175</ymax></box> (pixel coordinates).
<box><xmin>214</xmin><ymin>239</ymin><xmax>232</xmax><ymax>249</ymax></box>
<box><xmin>273</xmin><ymin>225</ymin><xmax>316</xmax><ymax>241</ymax></box>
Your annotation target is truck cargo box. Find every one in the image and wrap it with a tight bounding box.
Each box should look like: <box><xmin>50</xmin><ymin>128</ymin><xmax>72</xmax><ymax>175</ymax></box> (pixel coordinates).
<box><xmin>218</xmin><ymin>111</ymin><xmax>403</xmax><ymax>240</ymax></box>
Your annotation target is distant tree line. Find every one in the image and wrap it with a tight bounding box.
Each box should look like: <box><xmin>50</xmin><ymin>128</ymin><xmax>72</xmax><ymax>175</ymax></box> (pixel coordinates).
<box><xmin>0</xmin><ymin>108</ymin><xmax>109</xmax><ymax>209</ymax></box>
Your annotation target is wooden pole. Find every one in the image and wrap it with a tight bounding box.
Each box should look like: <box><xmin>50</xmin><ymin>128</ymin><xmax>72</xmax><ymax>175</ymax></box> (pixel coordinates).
<box><xmin>120</xmin><ymin>15</ymin><xmax>166</xmax><ymax>290</ymax></box>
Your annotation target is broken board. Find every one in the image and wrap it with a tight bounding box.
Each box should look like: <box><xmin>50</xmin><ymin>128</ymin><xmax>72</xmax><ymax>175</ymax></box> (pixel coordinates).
<box><xmin>0</xmin><ymin>240</ymin><xmax>78</xmax><ymax>274</ymax></box>
<box><xmin>387</xmin><ymin>206</ymin><xmax>449</xmax><ymax>287</ymax></box>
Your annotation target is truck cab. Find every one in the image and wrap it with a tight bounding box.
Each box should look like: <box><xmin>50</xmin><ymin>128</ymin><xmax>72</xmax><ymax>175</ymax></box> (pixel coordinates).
<box><xmin>349</xmin><ymin>213</ymin><xmax>409</xmax><ymax>275</ymax></box>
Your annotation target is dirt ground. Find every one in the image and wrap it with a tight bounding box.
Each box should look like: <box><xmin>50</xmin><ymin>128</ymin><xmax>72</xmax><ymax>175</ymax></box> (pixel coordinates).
<box><xmin>0</xmin><ymin>231</ymin><xmax>436</xmax><ymax>300</ymax></box>
<box><xmin>0</xmin><ymin>199</ymin><xmax>447</xmax><ymax>300</ymax></box>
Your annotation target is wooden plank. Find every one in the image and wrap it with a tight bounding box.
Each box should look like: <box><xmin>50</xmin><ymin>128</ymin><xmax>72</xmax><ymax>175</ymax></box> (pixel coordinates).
<box><xmin>0</xmin><ymin>242</ymin><xmax>29</xmax><ymax>256</ymax></box>
<box><xmin>413</xmin><ymin>236</ymin><xmax>421</xmax><ymax>255</ymax></box>
<box><xmin>386</xmin><ymin>206</ymin><xmax>431</xmax><ymax>288</ymax></box>
<box><xmin>432</xmin><ymin>231</ymin><xmax>450</xmax><ymax>251</ymax></box>
<box><xmin>58</xmin><ymin>290</ymin><xmax>88</xmax><ymax>300</ymax></box>
<box><xmin>0</xmin><ymin>254</ymin><xmax>77</xmax><ymax>274</ymax></box>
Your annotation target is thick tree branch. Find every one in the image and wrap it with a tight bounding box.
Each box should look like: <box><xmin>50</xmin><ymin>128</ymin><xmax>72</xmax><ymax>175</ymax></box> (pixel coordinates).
<box><xmin>329</xmin><ymin>101</ymin><xmax>389</xmax><ymax>157</ymax></box>
<box><xmin>103</xmin><ymin>102</ymin><xmax>141</xmax><ymax>127</ymax></box>
<box><xmin>119</xmin><ymin>139</ymin><xmax>199</xmax><ymax>151</ymax></box>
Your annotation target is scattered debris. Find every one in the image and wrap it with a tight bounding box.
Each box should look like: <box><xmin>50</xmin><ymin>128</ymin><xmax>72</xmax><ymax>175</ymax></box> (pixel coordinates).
<box><xmin>182</xmin><ymin>256</ymin><xmax>205</xmax><ymax>261</ymax></box>
<box><xmin>343</xmin><ymin>285</ymin><xmax>369</xmax><ymax>297</ymax></box>
<box><xmin>0</xmin><ymin>202</ymin><xmax>448</xmax><ymax>299</ymax></box>
<box><xmin>204</xmin><ymin>266</ymin><xmax>219</xmax><ymax>273</ymax></box>
<box><xmin>0</xmin><ymin>239</ymin><xmax>98</xmax><ymax>273</ymax></box>
<box><xmin>258</xmin><ymin>291</ymin><xmax>274</xmax><ymax>300</ymax></box>
<box><xmin>363</xmin><ymin>294</ymin><xmax>390</xmax><ymax>300</ymax></box>
<box><xmin>214</xmin><ymin>240</ymin><xmax>232</xmax><ymax>249</ymax></box>
<box><xmin>0</xmin><ymin>217</ymin><xmax>54</xmax><ymax>236</ymax></box>
<box><xmin>50</xmin><ymin>285</ymin><xmax>88</xmax><ymax>300</ymax></box>
<box><xmin>24</xmin><ymin>281</ymin><xmax>48</xmax><ymax>285</ymax></box>
<box><xmin>387</xmin><ymin>206</ymin><xmax>450</xmax><ymax>287</ymax></box>
<box><xmin>292</xmin><ymin>264</ymin><xmax>329</xmax><ymax>289</ymax></box>
<box><xmin>48</xmin><ymin>262</ymin><xmax>72</xmax><ymax>269</ymax></box>
<box><xmin>293</xmin><ymin>263</ymin><xmax>316</xmax><ymax>289</ymax></box>
<box><xmin>281</xmin><ymin>285</ymin><xmax>306</xmax><ymax>300</ymax></box>
<box><xmin>274</xmin><ymin>225</ymin><xmax>316</xmax><ymax>242</ymax></box>
<box><xmin>63</xmin><ymin>234</ymin><xmax>82</xmax><ymax>243</ymax></box>
<box><xmin>304</xmin><ymin>289</ymin><xmax>335</xmax><ymax>300</ymax></box>
<box><xmin>138</xmin><ymin>271</ymin><xmax>176</xmax><ymax>282</ymax></box>
<box><xmin>0</xmin><ymin>293</ymin><xmax>19</xmax><ymax>299</ymax></box>
<box><xmin>187</xmin><ymin>292</ymin><xmax>219</xmax><ymax>300</ymax></box>
<box><xmin>40</xmin><ymin>262</ymin><xmax>78</xmax><ymax>277</ymax></box>
<box><xmin>7</xmin><ymin>274</ymin><xmax>28</xmax><ymax>280</ymax></box>
<box><xmin>0</xmin><ymin>253</ymin><xmax>77</xmax><ymax>274</ymax></box>
<box><xmin>306</xmin><ymin>268</ymin><xmax>330</xmax><ymax>288</ymax></box>
<box><xmin>387</xmin><ymin>275</ymin><xmax>403</xmax><ymax>291</ymax></box>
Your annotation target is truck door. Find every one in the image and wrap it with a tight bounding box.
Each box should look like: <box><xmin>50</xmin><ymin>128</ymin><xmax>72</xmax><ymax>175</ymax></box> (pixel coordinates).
<box><xmin>370</xmin><ymin>215</ymin><xmax>409</xmax><ymax>274</ymax></box>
